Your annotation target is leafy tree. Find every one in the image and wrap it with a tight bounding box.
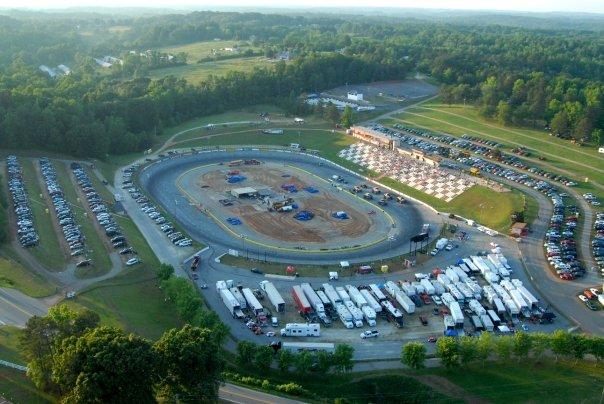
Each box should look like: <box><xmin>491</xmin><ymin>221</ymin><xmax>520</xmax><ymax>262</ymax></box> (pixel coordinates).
<box><xmin>512</xmin><ymin>332</ymin><xmax>532</xmax><ymax>360</ymax></box>
<box><xmin>458</xmin><ymin>336</ymin><xmax>478</xmax><ymax>366</ymax></box>
<box><xmin>570</xmin><ymin>335</ymin><xmax>589</xmax><ymax>362</ymax></box>
<box><xmin>592</xmin><ymin>129</ymin><xmax>604</xmax><ymax>145</ymax></box>
<box><xmin>323</xmin><ymin>103</ymin><xmax>341</xmax><ymax>125</ymax></box>
<box><xmin>550</xmin><ymin>110</ymin><xmax>571</xmax><ymax>138</ymax></box>
<box><xmin>496</xmin><ymin>101</ymin><xmax>512</xmax><ymax>125</ymax></box>
<box><xmin>341</xmin><ymin>105</ymin><xmax>355</xmax><ymax>128</ymax></box>
<box><xmin>154</xmin><ymin>325</ymin><xmax>222</xmax><ymax>402</ymax></box>
<box><xmin>295</xmin><ymin>350</ymin><xmax>313</xmax><ymax>373</ymax></box>
<box><xmin>436</xmin><ymin>337</ymin><xmax>459</xmax><ymax>369</ymax></box>
<box><xmin>254</xmin><ymin>345</ymin><xmax>274</xmax><ymax>372</ymax></box>
<box><xmin>530</xmin><ymin>332</ymin><xmax>551</xmax><ymax>360</ymax></box>
<box><xmin>494</xmin><ymin>336</ymin><xmax>513</xmax><ymax>362</ymax></box>
<box><xmin>476</xmin><ymin>332</ymin><xmax>493</xmax><ymax>364</ymax></box>
<box><xmin>332</xmin><ymin>344</ymin><xmax>354</xmax><ymax>373</ymax></box>
<box><xmin>315</xmin><ymin>350</ymin><xmax>332</xmax><ymax>373</ymax></box>
<box><xmin>401</xmin><ymin>342</ymin><xmax>427</xmax><ymax>370</ymax></box>
<box><xmin>52</xmin><ymin>327</ymin><xmax>157</xmax><ymax>403</ymax></box>
<box><xmin>236</xmin><ymin>341</ymin><xmax>257</xmax><ymax>368</ymax></box>
<box><xmin>157</xmin><ymin>263</ymin><xmax>175</xmax><ymax>281</ymax></box>
<box><xmin>586</xmin><ymin>336</ymin><xmax>604</xmax><ymax>361</ymax></box>
<box><xmin>550</xmin><ymin>330</ymin><xmax>574</xmax><ymax>361</ymax></box>
<box><xmin>278</xmin><ymin>349</ymin><xmax>295</xmax><ymax>372</ymax></box>
<box><xmin>21</xmin><ymin>305</ymin><xmax>100</xmax><ymax>392</ymax></box>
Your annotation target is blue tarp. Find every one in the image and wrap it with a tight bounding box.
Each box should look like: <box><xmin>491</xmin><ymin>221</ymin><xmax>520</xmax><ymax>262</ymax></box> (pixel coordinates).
<box><xmin>294</xmin><ymin>211</ymin><xmax>314</xmax><ymax>221</ymax></box>
<box><xmin>226</xmin><ymin>217</ymin><xmax>242</xmax><ymax>225</ymax></box>
<box><xmin>227</xmin><ymin>175</ymin><xmax>246</xmax><ymax>183</ymax></box>
<box><xmin>304</xmin><ymin>187</ymin><xmax>319</xmax><ymax>193</ymax></box>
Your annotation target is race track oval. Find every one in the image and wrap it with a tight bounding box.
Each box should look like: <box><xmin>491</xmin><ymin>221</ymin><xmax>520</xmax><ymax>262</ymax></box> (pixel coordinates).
<box><xmin>139</xmin><ymin>149</ymin><xmax>439</xmax><ymax>264</ymax></box>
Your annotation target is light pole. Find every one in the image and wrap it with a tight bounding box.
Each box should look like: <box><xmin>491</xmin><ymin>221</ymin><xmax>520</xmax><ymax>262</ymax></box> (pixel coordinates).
<box><xmin>240</xmin><ymin>234</ymin><xmax>246</xmax><ymax>257</ymax></box>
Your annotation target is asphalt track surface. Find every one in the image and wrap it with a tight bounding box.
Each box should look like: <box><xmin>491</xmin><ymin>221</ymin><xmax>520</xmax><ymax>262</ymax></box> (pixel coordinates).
<box><xmin>140</xmin><ymin>149</ymin><xmax>442</xmax><ymax>265</ymax></box>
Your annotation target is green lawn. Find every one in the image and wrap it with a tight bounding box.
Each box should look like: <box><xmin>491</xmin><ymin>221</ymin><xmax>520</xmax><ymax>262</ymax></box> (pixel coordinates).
<box><xmin>0</xmin><ymin>326</ymin><xmax>25</xmax><ymax>364</ymax></box>
<box><xmin>161</xmin><ymin>39</ymin><xmax>259</xmax><ymax>63</ymax></box>
<box><xmin>381</xmin><ymin>179</ymin><xmax>527</xmax><ymax>233</ymax></box>
<box><xmin>148</xmin><ymin>57</ymin><xmax>272</xmax><ymax>85</ymax></box>
<box><xmin>391</xmin><ymin>103</ymin><xmax>604</xmax><ymax>199</ymax></box>
<box><xmin>19</xmin><ymin>159</ymin><xmax>67</xmax><ymax>271</ymax></box>
<box><xmin>51</xmin><ymin>162</ymin><xmax>112</xmax><ymax>279</ymax></box>
<box><xmin>426</xmin><ymin>360</ymin><xmax>604</xmax><ymax>403</ymax></box>
<box><xmin>0</xmin><ymin>246</ymin><xmax>56</xmax><ymax>298</ymax></box>
<box><xmin>65</xmin><ymin>267</ymin><xmax>181</xmax><ymax>341</ymax></box>
<box><xmin>0</xmin><ymin>367</ymin><xmax>55</xmax><ymax>404</ymax></box>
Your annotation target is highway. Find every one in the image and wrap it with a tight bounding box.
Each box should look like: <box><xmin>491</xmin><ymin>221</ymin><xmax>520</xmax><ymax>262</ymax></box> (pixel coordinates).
<box><xmin>0</xmin><ymin>288</ymin><xmax>49</xmax><ymax>327</ymax></box>
<box><xmin>219</xmin><ymin>383</ymin><xmax>305</xmax><ymax>404</ymax></box>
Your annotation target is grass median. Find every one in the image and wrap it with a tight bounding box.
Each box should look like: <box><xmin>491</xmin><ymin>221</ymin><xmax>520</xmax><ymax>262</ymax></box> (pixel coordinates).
<box><xmin>0</xmin><ymin>246</ymin><xmax>56</xmax><ymax>297</ymax></box>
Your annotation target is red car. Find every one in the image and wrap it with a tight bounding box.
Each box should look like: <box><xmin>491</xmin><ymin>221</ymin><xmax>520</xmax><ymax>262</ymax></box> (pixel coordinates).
<box><xmin>427</xmin><ymin>336</ymin><xmax>437</xmax><ymax>343</ymax></box>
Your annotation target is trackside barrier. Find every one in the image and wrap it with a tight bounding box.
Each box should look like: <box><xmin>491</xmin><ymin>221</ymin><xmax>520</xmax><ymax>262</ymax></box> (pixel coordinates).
<box><xmin>0</xmin><ymin>359</ymin><xmax>27</xmax><ymax>372</ymax></box>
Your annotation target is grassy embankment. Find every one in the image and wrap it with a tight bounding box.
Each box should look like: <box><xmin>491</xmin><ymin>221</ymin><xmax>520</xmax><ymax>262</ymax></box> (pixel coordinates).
<box><xmin>389</xmin><ymin>102</ymin><xmax>604</xmax><ymax>200</ymax></box>
<box><xmin>52</xmin><ymin>162</ymin><xmax>112</xmax><ymax>279</ymax></box>
<box><xmin>0</xmin><ymin>246</ymin><xmax>56</xmax><ymax>297</ymax></box>
<box><xmin>19</xmin><ymin>159</ymin><xmax>67</xmax><ymax>271</ymax></box>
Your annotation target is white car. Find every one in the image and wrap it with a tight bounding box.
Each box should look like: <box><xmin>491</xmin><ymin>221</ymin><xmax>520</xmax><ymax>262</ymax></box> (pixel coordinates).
<box><xmin>360</xmin><ymin>330</ymin><xmax>379</xmax><ymax>339</ymax></box>
<box><xmin>266</xmin><ymin>331</ymin><xmax>276</xmax><ymax>337</ymax></box>
<box><xmin>578</xmin><ymin>294</ymin><xmax>588</xmax><ymax>303</ymax></box>
<box><xmin>126</xmin><ymin>257</ymin><xmax>141</xmax><ymax>266</ymax></box>
<box><xmin>432</xmin><ymin>295</ymin><xmax>442</xmax><ymax>305</ymax></box>
<box><xmin>429</xmin><ymin>248</ymin><xmax>439</xmax><ymax>256</ymax></box>
<box><xmin>590</xmin><ymin>288</ymin><xmax>600</xmax><ymax>296</ymax></box>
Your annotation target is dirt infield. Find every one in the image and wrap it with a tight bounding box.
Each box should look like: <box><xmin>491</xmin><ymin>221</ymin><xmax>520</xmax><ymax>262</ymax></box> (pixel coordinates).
<box><xmin>181</xmin><ymin>162</ymin><xmax>386</xmax><ymax>247</ymax></box>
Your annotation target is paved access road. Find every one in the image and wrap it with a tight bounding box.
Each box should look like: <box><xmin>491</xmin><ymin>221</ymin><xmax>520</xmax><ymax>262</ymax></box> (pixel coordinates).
<box><xmin>0</xmin><ymin>288</ymin><xmax>50</xmax><ymax>327</ymax></box>
<box><xmin>219</xmin><ymin>383</ymin><xmax>305</xmax><ymax>404</ymax></box>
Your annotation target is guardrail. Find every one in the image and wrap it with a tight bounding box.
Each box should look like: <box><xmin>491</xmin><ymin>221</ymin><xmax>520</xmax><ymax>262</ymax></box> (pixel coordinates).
<box><xmin>0</xmin><ymin>359</ymin><xmax>27</xmax><ymax>372</ymax></box>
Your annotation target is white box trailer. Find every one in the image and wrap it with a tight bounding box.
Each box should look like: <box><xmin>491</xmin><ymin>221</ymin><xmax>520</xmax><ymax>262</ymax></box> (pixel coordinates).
<box><xmin>259</xmin><ymin>281</ymin><xmax>285</xmax><ymax>312</ymax></box>
<box><xmin>447</xmin><ymin>284</ymin><xmax>464</xmax><ymax>303</ymax></box>
<box><xmin>229</xmin><ymin>287</ymin><xmax>247</xmax><ymax>310</ymax></box>
<box><xmin>395</xmin><ymin>291</ymin><xmax>416</xmax><ymax>314</ymax></box>
<box><xmin>436</xmin><ymin>237</ymin><xmax>448</xmax><ymax>250</ymax></box>
<box><xmin>516</xmin><ymin>285</ymin><xmax>538</xmax><ymax>307</ymax></box>
<box><xmin>493</xmin><ymin>298</ymin><xmax>506</xmax><ymax>315</ymax></box>
<box><xmin>282</xmin><ymin>342</ymin><xmax>335</xmax><ymax>353</ymax></box>
<box><xmin>598</xmin><ymin>294</ymin><xmax>604</xmax><ymax>307</ymax></box>
<box><xmin>452</xmin><ymin>266</ymin><xmax>469</xmax><ymax>282</ymax></box>
<box><xmin>504</xmin><ymin>298</ymin><xmax>520</xmax><ymax>316</ymax></box>
<box><xmin>465</xmin><ymin>281</ymin><xmax>483</xmax><ymax>300</ymax></box>
<box><xmin>500</xmin><ymin>279</ymin><xmax>516</xmax><ymax>293</ymax></box>
<box><xmin>369</xmin><ymin>284</ymin><xmax>387</xmax><ymax>301</ymax></box>
<box><xmin>242</xmin><ymin>288</ymin><xmax>264</xmax><ymax>315</ymax></box>
<box><xmin>492</xmin><ymin>284</ymin><xmax>511</xmax><ymax>301</ymax></box>
<box><xmin>381</xmin><ymin>301</ymin><xmax>404</xmax><ymax>327</ymax></box>
<box><xmin>216</xmin><ymin>280</ymin><xmax>227</xmax><ymax>291</ymax></box>
<box><xmin>361</xmin><ymin>305</ymin><xmax>377</xmax><ymax>327</ymax></box>
<box><xmin>483</xmin><ymin>258</ymin><xmax>499</xmax><ymax>275</ymax></box>
<box><xmin>471</xmin><ymin>256</ymin><xmax>491</xmax><ymax>275</ymax></box>
<box><xmin>456</xmin><ymin>282</ymin><xmax>474</xmax><ymax>300</ymax></box>
<box><xmin>497</xmin><ymin>254</ymin><xmax>512</xmax><ymax>269</ymax></box>
<box><xmin>510</xmin><ymin>289</ymin><xmax>528</xmax><ymax>311</ymax></box>
<box><xmin>458</xmin><ymin>263</ymin><xmax>471</xmax><ymax>273</ymax></box>
<box><xmin>400</xmin><ymin>282</ymin><xmax>416</xmax><ymax>297</ymax></box>
<box><xmin>437</xmin><ymin>273</ymin><xmax>452</xmax><ymax>286</ymax></box>
<box><xmin>420</xmin><ymin>279</ymin><xmax>435</xmax><ymax>295</ymax></box>
<box><xmin>346</xmin><ymin>285</ymin><xmax>368</xmax><ymax>308</ymax></box>
<box><xmin>384</xmin><ymin>281</ymin><xmax>401</xmax><ymax>298</ymax></box>
<box><xmin>431</xmin><ymin>281</ymin><xmax>446</xmax><ymax>295</ymax></box>
<box><xmin>335</xmin><ymin>303</ymin><xmax>354</xmax><ymax>329</ymax></box>
<box><xmin>441</xmin><ymin>292</ymin><xmax>456</xmax><ymax>308</ymax></box>
<box><xmin>462</xmin><ymin>258</ymin><xmax>480</xmax><ymax>273</ymax></box>
<box><xmin>411</xmin><ymin>281</ymin><xmax>425</xmax><ymax>294</ymax></box>
<box><xmin>316</xmin><ymin>290</ymin><xmax>331</xmax><ymax>309</ymax></box>
<box><xmin>487</xmin><ymin>309</ymin><xmax>501</xmax><ymax>325</ymax></box>
<box><xmin>336</xmin><ymin>286</ymin><xmax>351</xmax><ymax>302</ymax></box>
<box><xmin>445</xmin><ymin>267</ymin><xmax>460</xmax><ymax>283</ymax></box>
<box><xmin>280</xmin><ymin>323</ymin><xmax>320</xmax><ymax>337</ymax></box>
<box><xmin>468</xmin><ymin>299</ymin><xmax>486</xmax><ymax>316</ymax></box>
<box><xmin>511</xmin><ymin>279</ymin><xmax>523</xmax><ymax>287</ymax></box>
<box><xmin>450</xmin><ymin>302</ymin><xmax>464</xmax><ymax>326</ymax></box>
<box><xmin>360</xmin><ymin>289</ymin><xmax>382</xmax><ymax>312</ymax></box>
<box><xmin>322</xmin><ymin>283</ymin><xmax>342</xmax><ymax>307</ymax></box>
<box><xmin>480</xmin><ymin>314</ymin><xmax>494</xmax><ymax>331</ymax></box>
<box><xmin>301</xmin><ymin>283</ymin><xmax>325</xmax><ymax>313</ymax></box>
<box><xmin>483</xmin><ymin>285</ymin><xmax>498</xmax><ymax>303</ymax></box>
<box><xmin>344</xmin><ymin>301</ymin><xmax>364</xmax><ymax>327</ymax></box>
<box><xmin>484</xmin><ymin>272</ymin><xmax>500</xmax><ymax>284</ymax></box>
<box><xmin>220</xmin><ymin>288</ymin><xmax>244</xmax><ymax>318</ymax></box>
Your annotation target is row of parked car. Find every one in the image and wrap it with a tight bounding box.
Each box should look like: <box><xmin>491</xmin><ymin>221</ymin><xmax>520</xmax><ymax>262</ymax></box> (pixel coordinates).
<box><xmin>122</xmin><ymin>165</ymin><xmax>193</xmax><ymax>247</ymax></box>
<box><xmin>545</xmin><ymin>196</ymin><xmax>584</xmax><ymax>280</ymax></box>
<box><xmin>389</xmin><ymin>123</ymin><xmax>577</xmax><ymax>187</ymax></box>
<box><xmin>71</xmin><ymin>163</ymin><xmax>139</xmax><ymax>267</ymax></box>
<box><xmin>6</xmin><ymin>156</ymin><xmax>39</xmax><ymax>247</ymax></box>
<box><xmin>594</xmin><ymin>212</ymin><xmax>604</xmax><ymax>275</ymax></box>
<box><xmin>583</xmin><ymin>193</ymin><xmax>601</xmax><ymax>207</ymax></box>
<box><xmin>39</xmin><ymin>158</ymin><xmax>88</xmax><ymax>261</ymax></box>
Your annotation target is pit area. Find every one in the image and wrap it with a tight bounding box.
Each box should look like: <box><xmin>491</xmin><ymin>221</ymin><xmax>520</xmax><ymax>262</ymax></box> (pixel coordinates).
<box><xmin>140</xmin><ymin>148</ymin><xmax>439</xmax><ymax>264</ymax></box>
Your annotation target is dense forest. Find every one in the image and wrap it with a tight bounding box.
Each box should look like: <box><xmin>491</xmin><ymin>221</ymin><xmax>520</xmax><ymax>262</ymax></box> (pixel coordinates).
<box><xmin>0</xmin><ymin>11</ymin><xmax>602</xmax><ymax>158</ymax></box>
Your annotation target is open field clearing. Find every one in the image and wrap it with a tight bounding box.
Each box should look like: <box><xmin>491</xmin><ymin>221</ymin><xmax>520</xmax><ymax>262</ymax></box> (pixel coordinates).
<box><xmin>19</xmin><ymin>160</ymin><xmax>66</xmax><ymax>271</ymax></box>
<box><xmin>390</xmin><ymin>103</ymin><xmax>604</xmax><ymax>198</ymax></box>
<box><xmin>0</xmin><ymin>367</ymin><xmax>53</xmax><ymax>404</ymax></box>
<box><xmin>425</xmin><ymin>360</ymin><xmax>604</xmax><ymax>403</ymax></box>
<box><xmin>0</xmin><ymin>246</ymin><xmax>56</xmax><ymax>298</ymax></box>
<box><xmin>148</xmin><ymin>57</ymin><xmax>272</xmax><ymax>84</ymax></box>
<box><xmin>161</xmin><ymin>39</ymin><xmax>259</xmax><ymax>62</ymax></box>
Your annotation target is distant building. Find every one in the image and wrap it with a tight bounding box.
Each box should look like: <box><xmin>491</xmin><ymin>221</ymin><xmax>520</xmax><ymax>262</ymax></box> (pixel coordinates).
<box><xmin>397</xmin><ymin>148</ymin><xmax>442</xmax><ymax>167</ymax></box>
<box><xmin>347</xmin><ymin>91</ymin><xmax>363</xmax><ymax>101</ymax></box>
<box><xmin>39</xmin><ymin>65</ymin><xmax>57</xmax><ymax>78</ymax></box>
<box><xmin>57</xmin><ymin>64</ymin><xmax>71</xmax><ymax>75</ymax></box>
<box><xmin>510</xmin><ymin>222</ymin><xmax>529</xmax><ymax>237</ymax></box>
<box><xmin>599</xmin><ymin>147</ymin><xmax>604</xmax><ymax>154</ymax></box>
<box><xmin>275</xmin><ymin>51</ymin><xmax>292</xmax><ymax>61</ymax></box>
<box><xmin>347</xmin><ymin>126</ymin><xmax>400</xmax><ymax>150</ymax></box>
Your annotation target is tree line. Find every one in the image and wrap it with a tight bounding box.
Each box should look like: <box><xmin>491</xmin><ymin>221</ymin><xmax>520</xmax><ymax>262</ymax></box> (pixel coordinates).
<box><xmin>0</xmin><ymin>173</ymin><xmax>7</xmax><ymax>244</ymax></box>
<box><xmin>401</xmin><ymin>330</ymin><xmax>604</xmax><ymax>370</ymax></box>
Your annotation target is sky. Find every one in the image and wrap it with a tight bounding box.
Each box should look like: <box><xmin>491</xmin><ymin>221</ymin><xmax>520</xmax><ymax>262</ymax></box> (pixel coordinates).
<box><xmin>0</xmin><ymin>0</ymin><xmax>602</xmax><ymax>13</ymax></box>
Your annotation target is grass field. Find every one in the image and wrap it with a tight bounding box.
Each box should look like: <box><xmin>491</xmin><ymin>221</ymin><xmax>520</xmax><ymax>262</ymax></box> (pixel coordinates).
<box><xmin>0</xmin><ymin>367</ymin><xmax>54</xmax><ymax>404</ymax></box>
<box><xmin>161</xmin><ymin>39</ymin><xmax>258</xmax><ymax>63</ymax></box>
<box><xmin>19</xmin><ymin>159</ymin><xmax>66</xmax><ymax>271</ymax></box>
<box><xmin>390</xmin><ymin>102</ymin><xmax>604</xmax><ymax>198</ymax></box>
<box><xmin>426</xmin><ymin>360</ymin><xmax>604</xmax><ymax>403</ymax></box>
<box><xmin>51</xmin><ymin>162</ymin><xmax>112</xmax><ymax>279</ymax></box>
<box><xmin>0</xmin><ymin>246</ymin><xmax>56</xmax><ymax>297</ymax></box>
<box><xmin>148</xmin><ymin>57</ymin><xmax>272</xmax><ymax>85</ymax></box>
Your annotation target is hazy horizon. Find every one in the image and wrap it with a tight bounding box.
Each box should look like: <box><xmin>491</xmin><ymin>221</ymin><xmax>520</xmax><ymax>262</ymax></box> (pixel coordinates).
<box><xmin>0</xmin><ymin>1</ymin><xmax>603</xmax><ymax>14</ymax></box>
